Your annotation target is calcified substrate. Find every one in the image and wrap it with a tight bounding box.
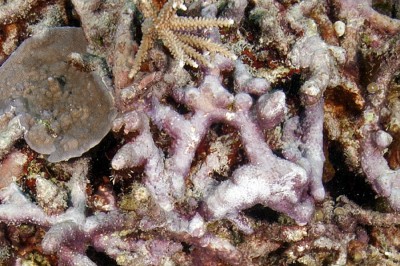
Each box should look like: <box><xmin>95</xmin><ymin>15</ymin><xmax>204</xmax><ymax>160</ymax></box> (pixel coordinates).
<box><xmin>1</xmin><ymin>0</ymin><xmax>400</xmax><ymax>265</ymax></box>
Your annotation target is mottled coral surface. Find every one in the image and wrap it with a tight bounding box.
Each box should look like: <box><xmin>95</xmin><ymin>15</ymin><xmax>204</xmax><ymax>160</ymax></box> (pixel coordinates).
<box><xmin>1</xmin><ymin>0</ymin><xmax>400</xmax><ymax>265</ymax></box>
<box><xmin>0</xmin><ymin>27</ymin><xmax>116</xmax><ymax>162</ymax></box>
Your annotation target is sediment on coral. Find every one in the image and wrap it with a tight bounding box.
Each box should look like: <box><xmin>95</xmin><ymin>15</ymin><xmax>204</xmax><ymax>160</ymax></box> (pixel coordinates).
<box><xmin>1</xmin><ymin>0</ymin><xmax>400</xmax><ymax>265</ymax></box>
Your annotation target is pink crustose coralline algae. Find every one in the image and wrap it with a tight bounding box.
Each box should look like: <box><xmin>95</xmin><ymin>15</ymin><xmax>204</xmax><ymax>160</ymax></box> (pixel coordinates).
<box><xmin>1</xmin><ymin>0</ymin><xmax>400</xmax><ymax>265</ymax></box>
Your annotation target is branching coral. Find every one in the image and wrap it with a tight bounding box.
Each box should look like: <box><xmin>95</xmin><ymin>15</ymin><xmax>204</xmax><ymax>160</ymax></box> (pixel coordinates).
<box><xmin>113</xmin><ymin>52</ymin><xmax>321</xmax><ymax>227</ymax></box>
<box><xmin>128</xmin><ymin>0</ymin><xmax>236</xmax><ymax>79</ymax></box>
<box><xmin>0</xmin><ymin>159</ymin><xmax>129</xmax><ymax>265</ymax></box>
<box><xmin>360</xmin><ymin>35</ymin><xmax>400</xmax><ymax>211</ymax></box>
<box><xmin>1</xmin><ymin>0</ymin><xmax>400</xmax><ymax>265</ymax></box>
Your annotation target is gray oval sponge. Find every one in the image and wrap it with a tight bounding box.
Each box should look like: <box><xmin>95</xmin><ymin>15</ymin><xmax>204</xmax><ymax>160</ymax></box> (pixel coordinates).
<box><xmin>0</xmin><ymin>27</ymin><xmax>116</xmax><ymax>162</ymax></box>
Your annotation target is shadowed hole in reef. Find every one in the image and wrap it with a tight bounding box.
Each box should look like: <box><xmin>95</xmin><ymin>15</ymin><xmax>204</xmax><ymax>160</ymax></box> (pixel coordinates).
<box><xmin>325</xmin><ymin>141</ymin><xmax>376</xmax><ymax>208</ymax></box>
<box><xmin>87</xmin><ymin>133</ymin><xmax>118</xmax><ymax>184</ymax></box>
<box><xmin>165</xmin><ymin>95</ymin><xmax>191</xmax><ymax>115</ymax></box>
<box><xmin>182</xmin><ymin>242</ymin><xmax>192</xmax><ymax>254</ymax></box>
<box><xmin>86</xmin><ymin>246</ymin><xmax>118</xmax><ymax>266</ymax></box>
<box><xmin>192</xmin><ymin>122</ymin><xmax>249</xmax><ymax>182</ymax></box>
<box><xmin>244</xmin><ymin>204</ymin><xmax>280</xmax><ymax>223</ymax></box>
<box><xmin>85</xmin><ymin>132</ymin><xmax>134</xmax><ymax>205</ymax></box>
<box><xmin>150</xmin><ymin>120</ymin><xmax>173</xmax><ymax>158</ymax></box>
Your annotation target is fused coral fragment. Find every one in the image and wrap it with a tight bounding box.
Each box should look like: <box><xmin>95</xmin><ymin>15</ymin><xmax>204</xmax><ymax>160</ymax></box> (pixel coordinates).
<box><xmin>128</xmin><ymin>0</ymin><xmax>236</xmax><ymax>79</ymax></box>
<box><xmin>0</xmin><ymin>27</ymin><xmax>116</xmax><ymax>162</ymax></box>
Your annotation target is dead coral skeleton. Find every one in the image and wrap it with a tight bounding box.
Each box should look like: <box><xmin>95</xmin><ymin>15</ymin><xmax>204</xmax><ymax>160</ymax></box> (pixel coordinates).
<box><xmin>128</xmin><ymin>0</ymin><xmax>237</xmax><ymax>79</ymax></box>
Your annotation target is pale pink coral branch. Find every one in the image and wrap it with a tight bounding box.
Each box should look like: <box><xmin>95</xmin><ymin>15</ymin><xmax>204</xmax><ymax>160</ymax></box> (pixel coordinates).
<box><xmin>0</xmin><ymin>159</ymin><xmax>129</xmax><ymax>265</ymax></box>
<box><xmin>360</xmin><ymin>38</ymin><xmax>400</xmax><ymax>210</ymax></box>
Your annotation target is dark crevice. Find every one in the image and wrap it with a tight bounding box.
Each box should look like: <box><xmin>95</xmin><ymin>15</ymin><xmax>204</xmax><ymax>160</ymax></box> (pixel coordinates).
<box><xmin>86</xmin><ymin>246</ymin><xmax>118</xmax><ymax>266</ymax></box>
<box><xmin>325</xmin><ymin>141</ymin><xmax>377</xmax><ymax>208</ymax></box>
<box><xmin>244</xmin><ymin>204</ymin><xmax>281</xmax><ymax>223</ymax></box>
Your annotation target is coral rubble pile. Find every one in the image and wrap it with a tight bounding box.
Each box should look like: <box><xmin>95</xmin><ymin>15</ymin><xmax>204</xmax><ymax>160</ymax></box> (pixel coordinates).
<box><xmin>1</xmin><ymin>0</ymin><xmax>400</xmax><ymax>265</ymax></box>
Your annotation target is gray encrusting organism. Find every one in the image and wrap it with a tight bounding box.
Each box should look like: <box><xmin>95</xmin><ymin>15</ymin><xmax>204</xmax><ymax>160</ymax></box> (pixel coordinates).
<box><xmin>0</xmin><ymin>27</ymin><xmax>116</xmax><ymax>162</ymax></box>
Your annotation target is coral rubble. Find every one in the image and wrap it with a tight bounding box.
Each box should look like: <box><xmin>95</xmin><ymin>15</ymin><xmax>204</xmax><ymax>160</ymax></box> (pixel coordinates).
<box><xmin>1</xmin><ymin>0</ymin><xmax>400</xmax><ymax>265</ymax></box>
